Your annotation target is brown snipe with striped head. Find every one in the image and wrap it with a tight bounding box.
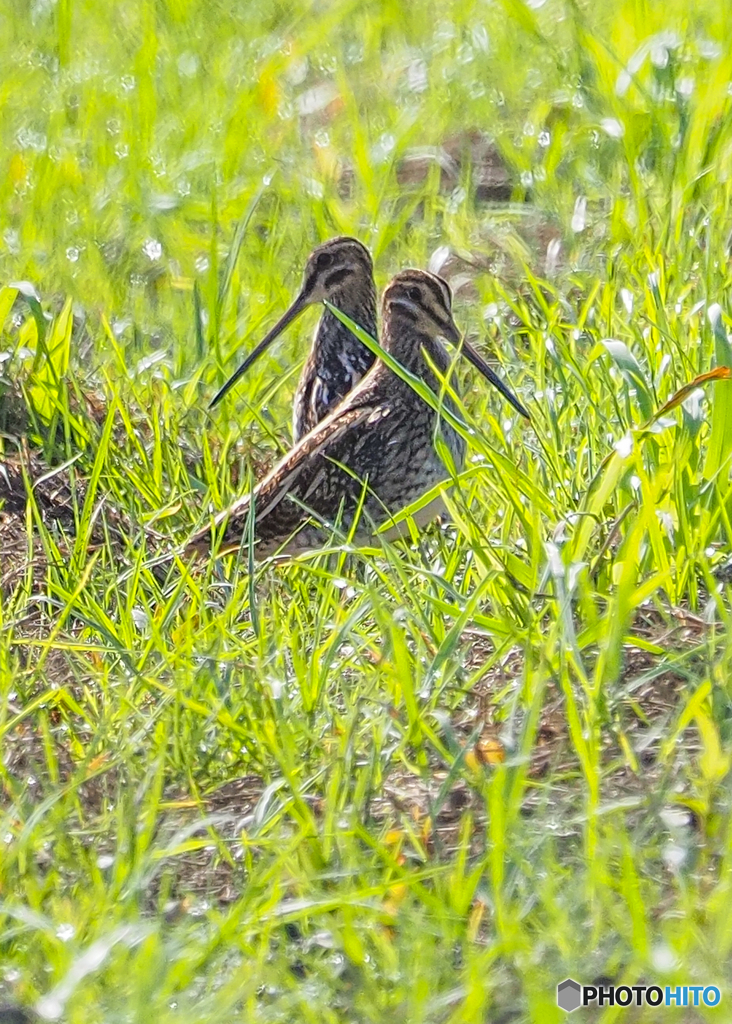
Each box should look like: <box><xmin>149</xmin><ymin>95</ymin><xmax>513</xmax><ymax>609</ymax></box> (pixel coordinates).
<box><xmin>209</xmin><ymin>236</ymin><xmax>377</xmax><ymax>441</ymax></box>
<box><xmin>187</xmin><ymin>269</ymin><xmax>529</xmax><ymax>561</ymax></box>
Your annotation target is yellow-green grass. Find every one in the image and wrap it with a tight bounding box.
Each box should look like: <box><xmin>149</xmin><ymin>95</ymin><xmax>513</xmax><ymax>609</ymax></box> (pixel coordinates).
<box><xmin>1</xmin><ymin>0</ymin><xmax>732</xmax><ymax>1020</ymax></box>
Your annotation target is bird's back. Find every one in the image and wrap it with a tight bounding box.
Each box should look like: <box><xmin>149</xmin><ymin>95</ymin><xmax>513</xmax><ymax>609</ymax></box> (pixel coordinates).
<box><xmin>190</xmin><ymin>358</ymin><xmax>461</xmax><ymax>558</ymax></box>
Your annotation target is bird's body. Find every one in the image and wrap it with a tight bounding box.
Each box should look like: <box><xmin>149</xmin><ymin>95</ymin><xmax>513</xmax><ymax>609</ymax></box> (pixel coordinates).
<box><xmin>209</xmin><ymin>237</ymin><xmax>377</xmax><ymax>442</ymax></box>
<box><xmin>187</xmin><ymin>270</ymin><xmax>528</xmax><ymax>561</ymax></box>
<box><xmin>293</xmin><ymin>248</ymin><xmax>377</xmax><ymax>439</ymax></box>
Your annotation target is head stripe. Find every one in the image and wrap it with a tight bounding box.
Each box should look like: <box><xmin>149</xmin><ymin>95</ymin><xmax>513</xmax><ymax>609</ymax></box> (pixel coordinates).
<box><xmin>312</xmin><ymin>236</ymin><xmax>372</xmax><ymax>266</ymax></box>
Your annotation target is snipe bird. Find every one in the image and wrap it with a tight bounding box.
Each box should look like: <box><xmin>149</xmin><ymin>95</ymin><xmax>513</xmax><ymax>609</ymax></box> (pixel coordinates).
<box><xmin>209</xmin><ymin>236</ymin><xmax>377</xmax><ymax>441</ymax></box>
<box><xmin>186</xmin><ymin>269</ymin><xmax>529</xmax><ymax>561</ymax></box>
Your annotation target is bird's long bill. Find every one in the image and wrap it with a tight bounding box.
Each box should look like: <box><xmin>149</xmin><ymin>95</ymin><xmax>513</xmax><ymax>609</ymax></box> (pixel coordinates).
<box><xmin>455</xmin><ymin>336</ymin><xmax>530</xmax><ymax>420</ymax></box>
<box><xmin>209</xmin><ymin>291</ymin><xmax>310</xmax><ymax>409</ymax></box>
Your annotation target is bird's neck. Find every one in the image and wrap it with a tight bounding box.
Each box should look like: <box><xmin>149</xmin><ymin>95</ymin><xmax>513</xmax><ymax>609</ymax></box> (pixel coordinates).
<box><xmin>315</xmin><ymin>284</ymin><xmax>378</xmax><ymax>358</ymax></box>
<box><xmin>383</xmin><ymin>312</ymin><xmax>453</xmax><ymax>388</ymax></box>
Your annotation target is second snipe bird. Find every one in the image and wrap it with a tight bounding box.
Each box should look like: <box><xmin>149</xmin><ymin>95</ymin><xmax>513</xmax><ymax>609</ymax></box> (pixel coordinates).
<box><xmin>186</xmin><ymin>269</ymin><xmax>529</xmax><ymax>560</ymax></box>
<box><xmin>209</xmin><ymin>236</ymin><xmax>377</xmax><ymax>441</ymax></box>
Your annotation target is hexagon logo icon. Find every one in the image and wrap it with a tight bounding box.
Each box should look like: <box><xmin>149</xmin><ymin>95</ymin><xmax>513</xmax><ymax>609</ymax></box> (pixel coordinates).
<box><xmin>557</xmin><ymin>978</ymin><xmax>582</xmax><ymax>1012</ymax></box>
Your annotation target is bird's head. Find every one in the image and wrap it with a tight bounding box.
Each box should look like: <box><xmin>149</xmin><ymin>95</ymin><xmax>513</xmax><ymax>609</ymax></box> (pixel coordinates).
<box><xmin>209</xmin><ymin>236</ymin><xmax>372</xmax><ymax>409</ymax></box>
<box><xmin>300</xmin><ymin>236</ymin><xmax>373</xmax><ymax>303</ymax></box>
<box><xmin>382</xmin><ymin>269</ymin><xmax>529</xmax><ymax>420</ymax></box>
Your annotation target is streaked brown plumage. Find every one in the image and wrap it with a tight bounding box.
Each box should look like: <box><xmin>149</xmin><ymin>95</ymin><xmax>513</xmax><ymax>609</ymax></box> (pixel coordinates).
<box><xmin>209</xmin><ymin>236</ymin><xmax>377</xmax><ymax>442</ymax></box>
<box><xmin>186</xmin><ymin>270</ymin><xmax>529</xmax><ymax>561</ymax></box>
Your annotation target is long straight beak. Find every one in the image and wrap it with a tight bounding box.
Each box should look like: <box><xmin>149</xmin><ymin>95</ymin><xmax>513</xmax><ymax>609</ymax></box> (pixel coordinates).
<box><xmin>454</xmin><ymin>333</ymin><xmax>530</xmax><ymax>420</ymax></box>
<box><xmin>209</xmin><ymin>291</ymin><xmax>310</xmax><ymax>409</ymax></box>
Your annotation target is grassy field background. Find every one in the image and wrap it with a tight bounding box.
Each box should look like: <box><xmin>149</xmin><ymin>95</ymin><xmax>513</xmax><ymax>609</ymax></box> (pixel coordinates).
<box><xmin>2</xmin><ymin>0</ymin><xmax>732</xmax><ymax>1020</ymax></box>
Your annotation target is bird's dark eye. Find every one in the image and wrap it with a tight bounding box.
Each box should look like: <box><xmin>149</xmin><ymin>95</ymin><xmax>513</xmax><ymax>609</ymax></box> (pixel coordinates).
<box><xmin>407</xmin><ymin>286</ymin><xmax>421</xmax><ymax>302</ymax></box>
<box><xmin>317</xmin><ymin>251</ymin><xmax>334</xmax><ymax>270</ymax></box>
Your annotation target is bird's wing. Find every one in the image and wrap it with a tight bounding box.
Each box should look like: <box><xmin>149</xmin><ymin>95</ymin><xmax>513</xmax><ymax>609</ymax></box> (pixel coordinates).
<box><xmin>243</xmin><ymin>404</ymin><xmax>379</xmax><ymax>519</ymax></box>
<box><xmin>184</xmin><ymin>402</ymin><xmax>383</xmax><ymax>557</ymax></box>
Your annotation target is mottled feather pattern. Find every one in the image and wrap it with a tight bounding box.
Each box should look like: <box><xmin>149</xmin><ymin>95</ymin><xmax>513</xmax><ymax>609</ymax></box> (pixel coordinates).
<box><xmin>186</xmin><ymin>295</ymin><xmax>466</xmax><ymax>560</ymax></box>
<box><xmin>293</xmin><ymin>279</ymin><xmax>378</xmax><ymax>441</ymax></box>
<box><xmin>183</xmin><ymin>266</ymin><xmax>529</xmax><ymax>563</ymax></box>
